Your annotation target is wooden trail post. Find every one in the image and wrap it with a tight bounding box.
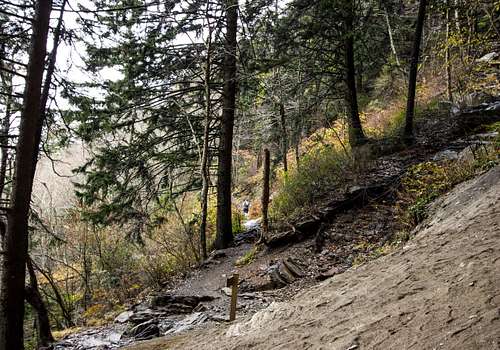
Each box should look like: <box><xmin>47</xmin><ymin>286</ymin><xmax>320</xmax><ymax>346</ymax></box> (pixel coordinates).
<box><xmin>226</xmin><ymin>273</ymin><xmax>239</xmax><ymax>321</ymax></box>
<box><xmin>261</xmin><ymin>149</ymin><xmax>270</xmax><ymax>234</ymax></box>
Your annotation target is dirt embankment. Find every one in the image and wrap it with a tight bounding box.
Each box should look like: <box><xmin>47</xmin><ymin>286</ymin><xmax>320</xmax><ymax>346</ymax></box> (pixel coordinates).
<box><xmin>128</xmin><ymin>165</ymin><xmax>500</xmax><ymax>350</ymax></box>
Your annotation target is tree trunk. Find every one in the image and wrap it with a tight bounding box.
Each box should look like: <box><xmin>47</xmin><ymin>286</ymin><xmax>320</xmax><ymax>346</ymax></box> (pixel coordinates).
<box><xmin>25</xmin><ymin>258</ymin><xmax>54</xmax><ymax>348</ymax></box>
<box><xmin>384</xmin><ymin>7</ymin><xmax>401</xmax><ymax>67</ymax></box>
<box><xmin>33</xmin><ymin>262</ymin><xmax>74</xmax><ymax>328</ymax></box>
<box><xmin>32</xmin><ymin>0</ymin><xmax>66</xmax><ymax>178</ymax></box>
<box><xmin>445</xmin><ymin>0</ymin><xmax>453</xmax><ymax>102</ymax></box>
<box><xmin>294</xmin><ymin>141</ymin><xmax>300</xmax><ymax>168</ymax></box>
<box><xmin>278</xmin><ymin>103</ymin><xmax>288</xmax><ymax>172</ymax></box>
<box><xmin>215</xmin><ymin>0</ymin><xmax>238</xmax><ymax>249</ymax></box>
<box><xmin>200</xmin><ymin>0</ymin><xmax>213</xmax><ymax>260</ymax></box>
<box><xmin>454</xmin><ymin>0</ymin><xmax>461</xmax><ymax>32</ymax></box>
<box><xmin>25</xmin><ymin>4</ymin><xmax>66</xmax><ymax>342</ymax></box>
<box><xmin>404</xmin><ymin>0</ymin><xmax>427</xmax><ymax>142</ymax></box>
<box><xmin>357</xmin><ymin>61</ymin><xmax>363</xmax><ymax>93</ymax></box>
<box><xmin>344</xmin><ymin>0</ymin><xmax>366</xmax><ymax>147</ymax></box>
<box><xmin>0</xmin><ymin>1</ymin><xmax>52</xmax><ymax>349</ymax></box>
<box><xmin>0</xmin><ymin>68</ymin><xmax>12</xmax><ymax>200</ymax></box>
<box><xmin>261</xmin><ymin>149</ymin><xmax>270</xmax><ymax>235</ymax></box>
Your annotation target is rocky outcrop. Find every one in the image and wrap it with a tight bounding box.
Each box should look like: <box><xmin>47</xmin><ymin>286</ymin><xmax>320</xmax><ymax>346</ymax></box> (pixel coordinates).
<box><xmin>150</xmin><ymin>294</ymin><xmax>215</xmax><ymax>311</ymax></box>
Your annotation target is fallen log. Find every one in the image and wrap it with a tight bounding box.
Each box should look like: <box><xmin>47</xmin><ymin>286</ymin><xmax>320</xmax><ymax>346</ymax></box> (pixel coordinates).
<box><xmin>263</xmin><ymin>178</ymin><xmax>399</xmax><ymax>247</ymax></box>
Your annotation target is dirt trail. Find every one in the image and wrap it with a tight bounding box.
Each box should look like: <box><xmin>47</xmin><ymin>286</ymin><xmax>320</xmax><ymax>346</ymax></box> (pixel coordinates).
<box><xmin>126</xmin><ymin>165</ymin><xmax>500</xmax><ymax>350</ymax></box>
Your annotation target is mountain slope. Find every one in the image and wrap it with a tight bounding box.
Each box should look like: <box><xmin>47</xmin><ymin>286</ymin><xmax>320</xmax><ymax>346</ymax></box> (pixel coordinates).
<box><xmin>128</xmin><ymin>165</ymin><xmax>500</xmax><ymax>349</ymax></box>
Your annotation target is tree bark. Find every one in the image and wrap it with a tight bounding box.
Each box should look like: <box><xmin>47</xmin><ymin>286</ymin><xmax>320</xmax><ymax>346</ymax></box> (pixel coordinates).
<box><xmin>261</xmin><ymin>149</ymin><xmax>270</xmax><ymax>235</ymax></box>
<box><xmin>25</xmin><ymin>258</ymin><xmax>54</xmax><ymax>348</ymax></box>
<box><xmin>215</xmin><ymin>0</ymin><xmax>238</xmax><ymax>249</ymax></box>
<box><xmin>32</xmin><ymin>0</ymin><xmax>66</xmax><ymax>178</ymax></box>
<box><xmin>0</xmin><ymin>1</ymin><xmax>53</xmax><ymax>349</ymax></box>
<box><xmin>278</xmin><ymin>103</ymin><xmax>288</xmax><ymax>172</ymax></box>
<box><xmin>404</xmin><ymin>0</ymin><xmax>427</xmax><ymax>142</ymax></box>
<box><xmin>200</xmin><ymin>0</ymin><xmax>213</xmax><ymax>260</ymax></box>
<box><xmin>384</xmin><ymin>7</ymin><xmax>401</xmax><ymax>67</ymax></box>
<box><xmin>33</xmin><ymin>262</ymin><xmax>74</xmax><ymax>328</ymax></box>
<box><xmin>0</xmin><ymin>67</ymin><xmax>13</xmax><ymax>200</ymax></box>
<box><xmin>25</xmin><ymin>4</ymin><xmax>66</xmax><ymax>343</ymax></box>
<box><xmin>344</xmin><ymin>0</ymin><xmax>366</xmax><ymax>147</ymax></box>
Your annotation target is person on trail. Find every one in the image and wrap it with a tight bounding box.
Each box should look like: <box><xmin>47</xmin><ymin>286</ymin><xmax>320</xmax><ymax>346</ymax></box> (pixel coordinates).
<box><xmin>242</xmin><ymin>199</ymin><xmax>250</xmax><ymax>217</ymax></box>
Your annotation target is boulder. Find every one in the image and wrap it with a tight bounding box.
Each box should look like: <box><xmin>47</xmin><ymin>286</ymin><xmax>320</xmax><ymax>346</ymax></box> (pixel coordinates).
<box><xmin>278</xmin><ymin>263</ymin><xmax>296</xmax><ymax>284</ymax></box>
<box><xmin>114</xmin><ymin>310</ymin><xmax>134</xmax><ymax>323</ymax></box>
<box><xmin>268</xmin><ymin>265</ymin><xmax>287</xmax><ymax>288</ymax></box>
<box><xmin>477</xmin><ymin>51</ymin><xmax>498</xmax><ymax>62</ymax></box>
<box><xmin>432</xmin><ymin>149</ymin><xmax>458</xmax><ymax>161</ymax></box>
<box><xmin>128</xmin><ymin>319</ymin><xmax>159</xmax><ymax>340</ymax></box>
<box><xmin>283</xmin><ymin>258</ymin><xmax>306</xmax><ymax>278</ymax></box>
<box><xmin>266</xmin><ymin>258</ymin><xmax>307</xmax><ymax>288</ymax></box>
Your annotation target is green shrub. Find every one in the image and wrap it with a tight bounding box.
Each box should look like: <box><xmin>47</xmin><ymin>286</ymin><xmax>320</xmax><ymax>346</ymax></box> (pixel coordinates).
<box><xmin>399</xmin><ymin>141</ymin><xmax>499</xmax><ymax>226</ymax></box>
<box><xmin>271</xmin><ymin>145</ymin><xmax>351</xmax><ymax>221</ymax></box>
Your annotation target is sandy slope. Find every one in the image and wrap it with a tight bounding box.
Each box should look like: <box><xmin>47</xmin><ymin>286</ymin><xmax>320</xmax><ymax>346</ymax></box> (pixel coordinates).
<box><xmin>126</xmin><ymin>165</ymin><xmax>500</xmax><ymax>350</ymax></box>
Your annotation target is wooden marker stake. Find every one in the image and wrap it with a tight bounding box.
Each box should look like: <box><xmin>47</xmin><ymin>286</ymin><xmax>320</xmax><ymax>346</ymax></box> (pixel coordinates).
<box><xmin>226</xmin><ymin>273</ymin><xmax>239</xmax><ymax>321</ymax></box>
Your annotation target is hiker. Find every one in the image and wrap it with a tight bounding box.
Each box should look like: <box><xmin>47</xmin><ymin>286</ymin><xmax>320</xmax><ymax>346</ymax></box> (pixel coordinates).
<box><xmin>242</xmin><ymin>199</ymin><xmax>250</xmax><ymax>217</ymax></box>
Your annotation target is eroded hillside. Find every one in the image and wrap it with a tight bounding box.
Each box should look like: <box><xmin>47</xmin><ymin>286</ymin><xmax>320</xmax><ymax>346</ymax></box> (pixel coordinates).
<box><xmin>128</xmin><ymin>165</ymin><xmax>500</xmax><ymax>350</ymax></box>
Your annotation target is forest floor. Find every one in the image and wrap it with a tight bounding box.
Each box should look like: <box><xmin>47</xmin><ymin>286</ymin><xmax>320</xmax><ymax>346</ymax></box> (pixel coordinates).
<box><xmin>128</xmin><ymin>163</ymin><xmax>500</xmax><ymax>350</ymax></box>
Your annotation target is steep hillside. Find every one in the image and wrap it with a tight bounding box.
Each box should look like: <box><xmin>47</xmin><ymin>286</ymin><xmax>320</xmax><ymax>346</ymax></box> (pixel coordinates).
<box><xmin>129</xmin><ymin>165</ymin><xmax>500</xmax><ymax>349</ymax></box>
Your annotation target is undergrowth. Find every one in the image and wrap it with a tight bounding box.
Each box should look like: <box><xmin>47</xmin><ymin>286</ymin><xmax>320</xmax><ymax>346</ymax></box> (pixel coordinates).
<box><xmin>270</xmin><ymin>142</ymin><xmax>352</xmax><ymax>221</ymax></box>
<box><xmin>270</xmin><ymin>96</ymin><xmax>448</xmax><ymax>222</ymax></box>
<box><xmin>353</xmin><ymin>128</ymin><xmax>499</xmax><ymax>267</ymax></box>
<box><xmin>235</xmin><ymin>245</ymin><xmax>259</xmax><ymax>266</ymax></box>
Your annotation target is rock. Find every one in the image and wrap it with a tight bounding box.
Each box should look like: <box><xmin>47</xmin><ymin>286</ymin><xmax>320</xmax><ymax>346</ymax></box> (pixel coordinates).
<box><xmin>234</xmin><ymin>228</ymin><xmax>259</xmax><ymax>245</ymax></box>
<box><xmin>268</xmin><ymin>265</ymin><xmax>287</xmax><ymax>288</ymax></box>
<box><xmin>477</xmin><ymin>51</ymin><xmax>498</xmax><ymax>62</ymax></box>
<box><xmin>159</xmin><ymin>319</ymin><xmax>175</xmax><ymax>333</ymax></box>
<box><xmin>260</xmin><ymin>258</ymin><xmax>307</xmax><ymax>290</ymax></box>
<box><xmin>240</xmin><ymin>292</ymin><xmax>259</xmax><ymax>299</ymax></box>
<box><xmin>347</xmin><ymin>185</ymin><xmax>363</xmax><ymax>194</ymax></box>
<box><xmin>470</xmin><ymin>132</ymin><xmax>499</xmax><ymax>140</ymax></box>
<box><xmin>165</xmin><ymin>312</ymin><xmax>209</xmax><ymax>334</ymax></box>
<box><xmin>128</xmin><ymin>319</ymin><xmax>160</xmax><ymax>340</ymax></box>
<box><xmin>150</xmin><ymin>294</ymin><xmax>215</xmax><ymax>314</ymax></box>
<box><xmin>456</xmin><ymin>92</ymin><xmax>496</xmax><ymax>108</ymax></box>
<box><xmin>486</xmin><ymin>101</ymin><xmax>500</xmax><ymax>112</ymax></box>
<box><xmin>278</xmin><ymin>263</ymin><xmax>296</xmax><ymax>284</ymax></box>
<box><xmin>433</xmin><ymin>149</ymin><xmax>458</xmax><ymax>161</ymax></box>
<box><xmin>283</xmin><ymin>258</ymin><xmax>306</xmax><ymax>277</ymax></box>
<box><xmin>128</xmin><ymin>310</ymin><xmax>164</xmax><ymax>325</ymax></box>
<box><xmin>115</xmin><ymin>310</ymin><xmax>134</xmax><ymax>323</ymax></box>
<box><xmin>221</xmin><ymin>287</ymin><xmax>232</xmax><ymax>297</ymax></box>
<box><xmin>200</xmin><ymin>257</ymin><xmax>221</xmax><ymax>267</ymax></box>
<box><xmin>193</xmin><ymin>303</ymin><xmax>208</xmax><ymax>312</ymax></box>
<box><xmin>80</xmin><ymin>337</ymin><xmax>111</xmax><ymax>348</ymax></box>
<box><xmin>201</xmin><ymin>250</ymin><xmax>228</xmax><ymax>267</ymax></box>
<box><xmin>316</xmin><ymin>266</ymin><xmax>346</xmax><ymax>281</ymax></box>
<box><xmin>458</xmin><ymin>144</ymin><xmax>495</xmax><ymax>163</ymax></box>
<box><xmin>243</xmin><ymin>218</ymin><xmax>261</xmax><ymax>231</ymax></box>
<box><xmin>107</xmin><ymin>332</ymin><xmax>123</xmax><ymax>343</ymax></box>
<box><xmin>210</xmin><ymin>250</ymin><xmax>227</xmax><ymax>259</ymax></box>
